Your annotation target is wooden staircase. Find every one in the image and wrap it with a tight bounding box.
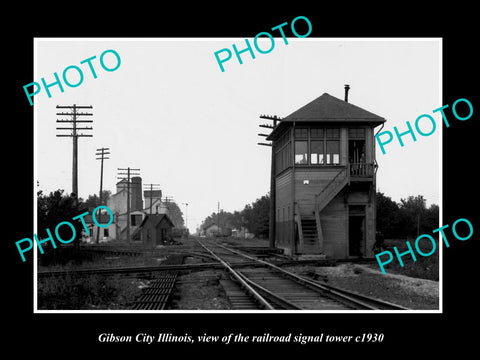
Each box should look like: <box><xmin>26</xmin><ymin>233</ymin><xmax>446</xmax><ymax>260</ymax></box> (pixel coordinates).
<box><xmin>295</xmin><ymin>167</ymin><xmax>351</xmax><ymax>255</ymax></box>
<box><xmin>315</xmin><ymin>167</ymin><xmax>350</xmax><ymax>213</ymax></box>
<box><xmin>300</xmin><ymin>217</ymin><xmax>319</xmax><ymax>253</ymax></box>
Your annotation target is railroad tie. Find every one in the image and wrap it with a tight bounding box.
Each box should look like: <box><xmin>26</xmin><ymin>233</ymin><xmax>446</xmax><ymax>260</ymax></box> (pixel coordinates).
<box><xmin>131</xmin><ymin>256</ymin><xmax>184</xmax><ymax>310</ymax></box>
<box><xmin>131</xmin><ymin>271</ymin><xmax>179</xmax><ymax>310</ymax></box>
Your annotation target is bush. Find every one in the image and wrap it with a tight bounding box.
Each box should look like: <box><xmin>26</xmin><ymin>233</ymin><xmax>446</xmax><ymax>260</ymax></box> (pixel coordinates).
<box><xmin>37</xmin><ymin>274</ymin><xmax>142</xmax><ymax>310</ymax></box>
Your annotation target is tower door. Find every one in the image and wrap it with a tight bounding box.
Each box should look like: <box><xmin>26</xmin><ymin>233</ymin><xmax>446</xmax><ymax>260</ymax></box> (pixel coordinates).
<box><xmin>349</xmin><ymin>205</ymin><xmax>366</xmax><ymax>257</ymax></box>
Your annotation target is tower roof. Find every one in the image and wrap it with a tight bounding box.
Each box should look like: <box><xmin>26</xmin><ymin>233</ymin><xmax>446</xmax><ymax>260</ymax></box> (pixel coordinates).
<box><xmin>267</xmin><ymin>93</ymin><xmax>386</xmax><ymax>140</ymax></box>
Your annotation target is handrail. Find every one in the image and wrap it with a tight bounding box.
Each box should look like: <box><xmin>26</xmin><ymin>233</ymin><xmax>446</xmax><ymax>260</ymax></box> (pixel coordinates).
<box><xmin>294</xmin><ymin>202</ymin><xmax>304</xmax><ymax>253</ymax></box>
<box><xmin>314</xmin><ymin>167</ymin><xmax>348</xmax><ymax>203</ymax></box>
<box><xmin>349</xmin><ymin>162</ymin><xmax>375</xmax><ymax>177</ymax></box>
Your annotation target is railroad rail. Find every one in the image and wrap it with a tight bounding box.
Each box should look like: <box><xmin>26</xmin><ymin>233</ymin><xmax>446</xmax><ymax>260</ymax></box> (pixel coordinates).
<box><xmin>130</xmin><ymin>271</ymin><xmax>178</xmax><ymax>310</ymax></box>
<box><xmin>130</xmin><ymin>254</ymin><xmax>184</xmax><ymax>310</ymax></box>
<box><xmin>196</xmin><ymin>239</ymin><xmax>409</xmax><ymax>311</ymax></box>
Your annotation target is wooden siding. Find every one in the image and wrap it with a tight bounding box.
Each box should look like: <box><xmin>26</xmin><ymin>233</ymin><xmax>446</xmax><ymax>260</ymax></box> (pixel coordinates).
<box><xmin>340</xmin><ymin>127</ymin><xmax>348</xmax><ymax>165</ymax></box>
<box><xmin>272</xmin><ymin>125</ymin><xmax>379</xmax><ymax>258</ymax></box>
<box><xmin>275</xmin><ymin>169</ymin><xmax>293</xmax><ymax>250</ymax></box>
<box><xmin>294</xmin><ymin>167</ymin><xmax>343</xmax><ymax>216</ymax></box>
<box><xmin>320</xmin><ymin>197</ymin><xmax>348</xmax><ymax>258</ymax></box>
<box><xmin>365</xmin><ymin>203</ymin><xmax>375</xmax><ymax>257</ymax></box>
<box><xmin>365</xmin><ymin>127</ymin><xmax>374</xmax><ymax>164</ymax></box>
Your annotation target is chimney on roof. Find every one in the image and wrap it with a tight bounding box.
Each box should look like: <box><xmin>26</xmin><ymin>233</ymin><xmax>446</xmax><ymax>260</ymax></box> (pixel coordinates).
<box><xmin>344</xmin><ymin>84</ymin><xmax>350</xmax><ymax>102</ymax></box>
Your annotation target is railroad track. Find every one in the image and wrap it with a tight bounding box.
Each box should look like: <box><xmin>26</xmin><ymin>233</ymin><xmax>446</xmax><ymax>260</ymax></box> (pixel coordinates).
<box><xmin>130</xmin><ymin>254</ymin><xmax>184</xmax><ymax>310</ymax></box>
<box><xmin>196</xmin><ymin>239</ymin><xmax>409</xmax><ymax>311</ymax></box>
<box><xmin>130</xmin><ymin>271</ymin><xmax>179</xmax><ymax>310</ymax></box>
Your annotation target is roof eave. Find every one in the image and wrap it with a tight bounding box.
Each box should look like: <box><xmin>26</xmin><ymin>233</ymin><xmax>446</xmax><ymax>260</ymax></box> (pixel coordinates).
<box><xmin>266</xmin><ymin>118</ymin><xmax>386</xmax><ymax>141</ymax></box>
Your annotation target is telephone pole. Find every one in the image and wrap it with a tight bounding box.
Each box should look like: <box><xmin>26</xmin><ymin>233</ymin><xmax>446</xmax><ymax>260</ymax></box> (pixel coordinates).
<box><xmin>217</xmin><ymin>201</ymin><xmax>220</xmax><ymax>235</ymax></box>
<box><xmin>144</xmin><ymin>183</ymin><xmax>161</xmax><ymax>216</ymax></box>
<box><xmin>56</xmin><ymin>104</ymin><xmax>93</xmax><ymax>249</ymax></box>
<box><xmin>117</xmin><ymin>167</ymin><xmax>140</xmax><ymax>244</ymax></box>
<box><xmin>258</xmin><ymin>114</ymin><xmax>281</xmax><ymax>248</ymax></box>
<box><xmin>182</xmin><ymin>202</ymin><xmax>189</xmax><ymax>237</ymax></box>
<box><xmin>95</xmin><ymin>147</ymin><xmax>110</xmax><ymax>244</ymax></box>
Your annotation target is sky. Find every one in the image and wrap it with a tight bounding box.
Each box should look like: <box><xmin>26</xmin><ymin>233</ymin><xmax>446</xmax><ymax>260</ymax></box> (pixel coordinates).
<box><xmin>35</xmin><ymin>38</ymin><xmax>441</xmax><ymax>233</ymax></box>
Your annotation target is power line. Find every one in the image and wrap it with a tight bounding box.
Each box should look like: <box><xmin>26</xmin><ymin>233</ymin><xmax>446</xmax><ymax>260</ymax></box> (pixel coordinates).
<box><xmin>56</xmin><ymin>104</ymin><xmax>93</xmax><ymax>250</ymax></box>
<box><xmin>95</xmin><ymin>147</ymin><xmax>110</xmax><ymax>244</ymax></box>
<box><xmin>144</xmin><ymin>183</ymin><xmax>161</xmax><ymax>216</ymax></box>
<box><xmin>258</xmin><ymin>113</ymin><xmax>282</xmax><ymax>248</ymax></box>
<box><xmin>117</xmin><ymin>167</ymin><xmax>140</xmax><ymax>244</ymax></box>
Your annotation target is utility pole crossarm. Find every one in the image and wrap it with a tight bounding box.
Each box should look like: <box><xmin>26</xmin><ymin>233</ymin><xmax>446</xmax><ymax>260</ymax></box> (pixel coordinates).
<box><xmin>144</xmin><ymin>183</ymin><xmax>161</xmax><ymax>216</ymax></box>
<box><xmin>257</xmin><ymin>113</ymin><xmax>281</xmax><ymax>249</ymax></box>
<box><xmin>56</xmin><ymin>112</ymin><xmax>93</xmax><ymax>116</ymax></box>
<box><xmin>57</xmin><ymin>105</ymin><xmax>93</xmax><ymax>109</ymax></box>
<box><xmin>95</xmin><ymin>147</ymin><xmax>110</xmax><ymax>244</ymax></box>
<box><xmin>56</xmin><ymin>120</ymin><xmax>93</xmax><ymax>123</ymax></box>
<box><xmin>260</xmin><ymin>114</ymin><xmax>283</xmax><ymax>121</ymax></box>
<box><xmin>55</xmin><ymin>103</ymin><xmax>94</xmax><ymax>250</ymax></box>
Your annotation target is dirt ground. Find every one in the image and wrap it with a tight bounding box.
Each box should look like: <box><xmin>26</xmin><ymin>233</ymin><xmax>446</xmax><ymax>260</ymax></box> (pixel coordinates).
<box><xmin>283</xmin><ymin>262</ymin><xmax>439</xmax><ymax>310</ymax></box>
<box><xmin>168</xmin><ymin>263</ymin><xmax>438</xmax><ymax>311</ymax></box>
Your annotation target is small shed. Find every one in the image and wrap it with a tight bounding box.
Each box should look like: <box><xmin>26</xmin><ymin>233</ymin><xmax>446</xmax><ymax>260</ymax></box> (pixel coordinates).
<box><xmin>139</xmin><ymin>214</ymin><xmax>174</xmax><ymax>248</ymax></box>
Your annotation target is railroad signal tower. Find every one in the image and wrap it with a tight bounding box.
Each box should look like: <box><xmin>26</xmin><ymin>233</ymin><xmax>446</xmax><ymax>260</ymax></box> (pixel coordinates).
<box><xmin>265</xmin><ymin>86</ymin><xmax>386</xmax><ymax>258</ymax></box>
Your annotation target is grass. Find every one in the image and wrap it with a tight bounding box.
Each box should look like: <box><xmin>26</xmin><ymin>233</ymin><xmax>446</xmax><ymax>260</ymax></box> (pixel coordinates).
<box><xmin>37</xmin><ymin>274</ymin><xmax>144</xmax><ymax>310</ymax></box>
<box><xmin>379</xmin><ymin>238</ymin><xmax>440</xmax><ymax>281</ymax></box>
<box><xmin>37</xmin><ymin>246</ymin><xmax>159</xmax><ymax>310</ymax></box>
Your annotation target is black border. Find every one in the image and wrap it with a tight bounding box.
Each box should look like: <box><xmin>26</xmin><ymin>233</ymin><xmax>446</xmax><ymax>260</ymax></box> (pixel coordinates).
<box><xmin>6</xmin><ymin>5</ymin><xmax>478</xmax><ymax>355</ymax></box>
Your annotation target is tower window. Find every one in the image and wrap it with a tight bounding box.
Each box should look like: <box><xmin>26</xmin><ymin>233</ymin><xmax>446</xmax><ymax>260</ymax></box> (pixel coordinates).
<box><xmin>326</xmin><ymin>140</ymin><xmax>340</xmax><ymax>164</ymax></box>
<box><xmin>295</xmin><ymin>141</ymin><xmax>308</xmax><ymax>164</ymax></box>
<box><xmin>310</xmin><ymin>140</ymin><xmax>324</xmax><ymax>164</ymax></box>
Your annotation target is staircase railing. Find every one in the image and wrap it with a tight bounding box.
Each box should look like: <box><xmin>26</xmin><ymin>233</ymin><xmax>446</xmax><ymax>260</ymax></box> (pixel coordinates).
<box><xmin>314</xmin><ymin>167</ymin><xmax>349</xmax><ymax>213</ymax></box>
<box><xmin>294</xmin><ymin>202</ymin><xmax>303</xmax><ymax>253</ymax></box>
<box><xmin>349</xmin><ymin>162</ymin><xmax>375</xmax><ymax>177</ymax></box>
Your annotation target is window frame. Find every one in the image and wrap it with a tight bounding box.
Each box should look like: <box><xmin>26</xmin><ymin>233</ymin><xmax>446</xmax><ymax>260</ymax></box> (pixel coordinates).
<box><xmin>294</xmin><ymin>126</ymin><xmax>340</xmax><ymax>166</ymax></box>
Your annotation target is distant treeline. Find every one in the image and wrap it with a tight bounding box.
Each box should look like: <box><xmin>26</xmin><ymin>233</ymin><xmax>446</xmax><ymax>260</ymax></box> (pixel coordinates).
<box><xmin>201</xmin><ymin>195</ymin><xmax>270</xmax><ymax>239</ymax></box>
<box><xmin>376</xmin><ymin>192</ymin><xmax>438</xmax><ymax>240</ymax></box>
<box><xmin>201</xmin><ymin>192</ymin><xmax>438</xmax><ymax>241</ymax></box>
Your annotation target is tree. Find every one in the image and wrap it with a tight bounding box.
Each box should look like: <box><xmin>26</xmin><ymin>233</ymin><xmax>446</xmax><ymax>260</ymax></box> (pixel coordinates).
<box><xmin>376</xmin><ymin>193</ymin><xmax>439</xmax><ymax>240</ymax></box>
<box><xmin>423</xmin><ymin>204</ymin><xmax>439</xmax><ymax>233</ymax></box>
<box><xmin>200</xmin><ymin>195</ymin><xmax>270</xmax><ymax>238</ymax></box>
<box><xmin>398</xmin><ymin>195</ymin><xmax>427</xmax><ymax>239</ymax></box>
<box><xmin>376</xmin><ymin>192</ymin><xmax>400</xmax><ymax>238</ymax></box>
<box><xmin>243</xmin><ymin>195</ymin><xmax>270</xmax><ymax>238</ymax></box>
<box><xmin>37</xmin><ymin>189</ymin><xmax>88</xmax><ymax>252</ymax></box>
<box><xmin>83</xmin><ymin>190</ymin><xmax>112</xmax><ymax>210</ymax></box>
<box><xmin>165</xmin><ymin>201</ymin><xmax>184</xmax><ymax>228</ymax></box>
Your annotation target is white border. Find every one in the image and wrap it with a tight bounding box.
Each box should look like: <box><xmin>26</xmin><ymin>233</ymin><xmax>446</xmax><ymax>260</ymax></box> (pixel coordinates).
<box><xmin>33</xmin><ymin>37</ymin><xmax>443</xmax><ymax>314</ymax></box>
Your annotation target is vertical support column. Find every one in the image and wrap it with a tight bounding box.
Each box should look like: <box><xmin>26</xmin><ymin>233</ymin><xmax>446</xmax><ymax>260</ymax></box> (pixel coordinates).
<box><xmin>72</xmin><ymin>104</ymin><xmax>78</xmax><ymax>202</ymax></box>
<box><xmin>314</xmin><ymin>208</ymin><xmax>324</xmax><ymax>253</ymax></box>
<box><xmin>291</xmin><ymin>124</ymin><xmax>297</xmax><ymax>255</ymax></box>
<box><xmin>71</xmin><ymin>105</ymin><xmax>79</xmax><ymax>250</ymax></box>
<box><xmin>340</xmin><ymin>127</ymin><xmax>348</xmax><ymax>165</ymax></box>
<box><xmin>126</xmin><ymin>167</ymin><xmax>131</xmax><ymax>244</ymax></box>
<box><xmin>269</xmin><ymin>121</ymin><xmax>277</xmax><ymax>248</ymax></box>
<box><xmin>96</xmin><ymin>152</ymin><xmax>103</xmax><ymax>244</ymax></box>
